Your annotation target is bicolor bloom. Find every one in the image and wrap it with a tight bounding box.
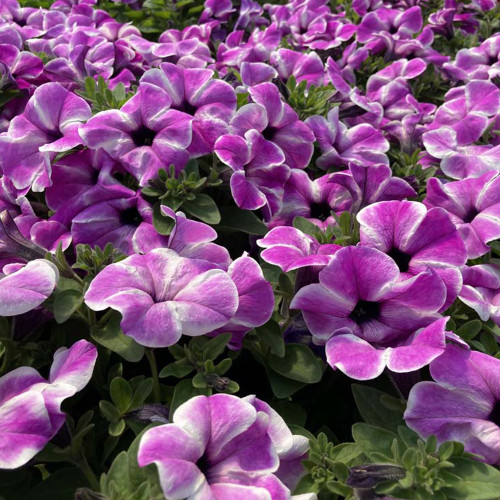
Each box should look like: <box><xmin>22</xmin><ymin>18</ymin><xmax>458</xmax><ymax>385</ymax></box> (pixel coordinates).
<box><xmin>84</xmin><ymin>249</ymin><xmax>239</xmax><ymax>348</ymax></box>
<box><xmin>79</xmin><ymin>83</ymin><xmax>193</xmax><ymax>186</ymax></box>
<box><xmin>257</xmin><ymin>226</ymin><xmax>340</xmax><ymax>272</ymax></box>
<box><xmin>357</xmin><ymin>200</ymin><xmax>467</xmax><ymax>311</ymax></box>
<box><xmin>405</xmin><ymin>345</ymin><xmax>500</xmax><ymax>465</ymax></box>
<box><xmin>0</xmin><ymin>82</ymin><xmax>91</xmax><ymax>191</ymax></box>
<box><xmin>140</xmin><ymin>63</ymin><xmax>237</xmax><ymax>157</ymax></box>
<box><xmin>305</xmin><ymin>107</ymin><xmax>390</xmax><ymax>170</ymax></box>
<box><xmin>0</xmin><ymin>340</ymin><xmax>97</xmax><ymax>469</ymax></box>
<box><xmin>328</xmin><ymin>163</ymin><xmax>416</xmax><ymax>214</ymax></box>
<box><xmin>325</xmin><ymin>317</ymin><xmax>448</xmax><ymax>380</ymax></box>
<box><xmin>0</xmin><ymin>259</ymin><xmax>59</xmax><ymax>316</ymax></box>
<box><xmin>214</xmin><ymin>129</ymin><xmax>290</xmax><ymax>218</ymax></box>
<box><xmin>229</xmin><ymin>82</ymin><xmax>315</xmax><ymax>170</ymax></box>
<box><xmin>424</xmin><ymin>171</ymin><xmax>500</xmax><ymax>259</ymax></box>
<box><xmin>290</xmin><ymin>245</ymin><xmax>446</xmax><ymax>344</ymax></box>
<box><xmin>137</xmin><ymin>394</ymin><xmax>312</xmax><ymax>500</ymax></box>
<box><xmin>459</xmin><ymin>264</ymin><xmax>500</xmax><ymax>326</ymax></box>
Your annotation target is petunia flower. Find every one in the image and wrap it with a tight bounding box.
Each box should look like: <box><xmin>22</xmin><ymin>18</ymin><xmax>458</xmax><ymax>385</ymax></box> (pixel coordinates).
<box><xmin>84</xmin><ymin>249</ymin><xmax>239</xmax><ymax>347</ymax></box>
<box><xmin>405</xmin><ymin>344</ymin><xmax>500</xmax><ymax>465</ymax></box>
<box><xmin>137</xmin><ymin>394</ymin><xmax>313</xmax><ymax>500</ymax></box>
<box><xmin>0</xmin><ymin>340</ymin><xmax>97</xmax><ymax>469</ymax></box>
<box><xmin>424</xmin><ymin>171</ymin><xmax>500</xmax><ymax>259</ymax></box>
<box><xmin>214</xmin><ymin>129</ymin><xmax>290</xmax><ymax>218</ymax></box>
<box><xmin>0</xmin><ymin>259</ymin><xmax>59</xmax><ymax>316</ymax></box>
<box><xmin>0</xmin><ymin>82</ymin><xmax>91</xmax><ymax>191</ymax></box>
<box><xmin>140</xmin><ymin>63</ymin><xmax>237</xmax><ymax>157</ymax></box>
<box><xmin>290</xmin><ymin>245</ymin><xmax>446</xmax><ymax>344</ymax></box>
<box><xmin>357</xmin><ymin>200</ymin><xmax>467</xmax><ymax>311</ymax></box>
<box><xmin>79</xmin><ymin>82</ymin><xmax>193</xmax><ymax>186</ymax></box>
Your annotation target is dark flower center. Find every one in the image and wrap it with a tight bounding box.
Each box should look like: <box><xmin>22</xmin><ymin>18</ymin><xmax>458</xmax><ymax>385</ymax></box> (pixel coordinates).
<box><xmin>350</xmin><ymin>300</ymin><xmax>380</xmax><ymax>324</ymax></box>
<box><xmin>262</xmin><ymin>126</ymin><xmax>279</xmax><ymax>141</ymax></box>
<box><xmin>489</xmin><ymin>400</ymin><xmax>500</xmax><ymax>427</ymax></box>
<box><xmin>309</xmin><ymin>201</ymin><xmax>332</xmax><ymax>222</ymax></box>
<box><xmin>179</xmin><ymin>100</ymin><xmax>197</xmax><ymax>115</ymax></box>
<box><xmin>463</xmin><ymin>207</ymin><xmax>479</xmax><ymax>223</ymax></box>
<box><xmin>131</xmin><ymin>126</ymin><xmax>156</xmax><ymax>147</ymax></box>
<box><xmin>120</xmin><ymin>206</ymin><xmax>142</xmax><ymax>226</ymax></box>
<box><xmin>46</xmin><ymin>129</ymin><xmax>63</xmax><ymax>142</ymax></box>
<box><xmin>387</xmin><ymin>247</ymin><xmax>412</xmax><ymax>273</ymax></box>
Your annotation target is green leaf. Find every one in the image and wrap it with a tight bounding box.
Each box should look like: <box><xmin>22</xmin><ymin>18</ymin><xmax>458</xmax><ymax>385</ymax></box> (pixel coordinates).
<box><xmin>130</xmin><ymin>378</ymin><xmax>154</xmax><ymax>408</ymax></box>
<box><xmin>24</xmin><ymin>467</ymin><xmax>88</xmax><ymax>500</ymax></box>
<box><xmin>109</xmin><ymin>419</ymin><xmax>126</xmax><ymax>437</ymax></box>
<box><xmin>256</xmin><ymin>321</ymin><xmax>285</xmax><ymax>357</ymax></box>
<box><xmin>183</xmin><ymin>194</ymin><xmax>221</xmax><ymax>224</ymax></box>
<box><xmin>100</xmin><ymin>400</ymin><xmax>121</xmax><ymax>422</ymax></box>
<box><xmin>159</xmin><ymin>359</ymin><xmax>194</xmax><ymax>379</ymax></box>
<box><xmin>110</xmin><ymin>378</ymin><xmax>133</xmax><ymax>413</ymax></box>
<box><xmin>203</xmin><ymin>333</ymin><xmax>231</xmax><ymax>360</ymax></box>
<box><xmin>53</xmin><ymin>289</ymin><xmax>83</xmax><ymax>324</ymax></box>
<box><xmin>444</xmin><ymin>457</ymin><xmax>500</xmax><ymax>499</ymax></box>
<box><xmin>268</xmin><ymin>344</ymin><xmax>323</xmax><ymax>383</ymax></box>
<box><xmin>292</xmin><ymin>216</ymin><xmax>321</xmax><ymax>239</ymax></box>
<box><xmin>457</xmin><ymin>320</ymin><xmax>483</xmax><ymax>341</ymax></box>
<box><xmin>352</xmin><ymin>423</ymin><xmax>399</xmax><ymax>462</ymax></box>
<box><xmin>169</xmin><ymin>379</ymin><xmax>209</xmax><ymax>417</ymax></box>
<box><xmin>265</xmin><ymin>366</ymin><xmax>306</xmax><ymax>399</ymax></box>
<box><xmin>153</xmin><ymin>202</ymin><xmax>175</xmax><ymax>235</ymax></box>
<box><xmin>217</xmin><ymin>206</ymin><xmax>267</xmax><ymax>235</ymax></box>
<box><xmin>352</xmin><ymin>384</ymin><xmax>405</xmax><ymax>431</ymax></box>
<box><xmin>91</xmin><ymin>314</ymin><xmax>144</xmax><ymax>362</ymax></box>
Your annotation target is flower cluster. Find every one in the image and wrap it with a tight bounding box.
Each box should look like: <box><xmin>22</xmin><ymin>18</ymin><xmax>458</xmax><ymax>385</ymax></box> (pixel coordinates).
<box><xmin>1</xmin><ymin>0</ymin><xmax>500</xmax><ymax>497</ymax></box>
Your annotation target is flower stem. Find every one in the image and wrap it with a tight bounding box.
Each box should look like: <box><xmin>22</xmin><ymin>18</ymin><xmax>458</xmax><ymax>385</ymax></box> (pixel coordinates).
<box><xmin>146</xmin><ymin>348</ymin><xmax>161</xmax><ymax>403</ymax></box>
<box><xmin>75</xmin><ymin>454</ymin><xmax>100</xmax><ymax>492</ymax></box>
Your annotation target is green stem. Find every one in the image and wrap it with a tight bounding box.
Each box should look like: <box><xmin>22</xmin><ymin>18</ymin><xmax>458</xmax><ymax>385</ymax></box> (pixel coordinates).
<box><xmin>75</xmin><ymin>454</ymin><xmax>100</xmax><ymax>492</ymax></box>
<box><xmin>146</xmin><ymin>348</ymin><xmax>161</xmax><ymax>403</ymax></box>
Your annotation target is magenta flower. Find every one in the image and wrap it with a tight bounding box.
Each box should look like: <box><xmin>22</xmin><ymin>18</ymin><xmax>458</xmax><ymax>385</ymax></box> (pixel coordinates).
<box><xmin>214</xmin><ymin>130</ymin><xmax>290</xmax><ymax>217</ymax></box>
<box><xmin>137</xmin><ymin>394</ymin><xmax>309</xmax><ymax>499</ymax></box>
<box><xmin>79</xmin><ymin>83</ymin><xmax>193</xmax><ymax>186</ymax></box>
<box><xmin>71</xmin><ymin>194</ymin><xmax>155</xmax><ymax>255</ymax></box>
<box><xmin>328</xmin><ymin>163</ymin><xmax>416</xmax><ymax>213</ymax></box>
<box><xmin>358</xmin><ymin>200</ymin><xmax>467</xmax><ymax>311</ymax></box>
<box><xmin>0</xmin><ymin>259</ymin><xmax>59</xmax><ymax>317</ymax></box>
<box><xmin>84</xmin><ymin>249</ymin><xmax>239</xmax><ymax>347</ymax></box>
<box><xmin>257</xmin><ymin>226</ymin><xmax>340</xmax><ymax>272</ymax></box>
<box><xmin>268</xmin><ymin>170</ymin><xmax>350</xmax><ymax>230</ymax></box>
<box><xmin>229</xmin><ymin>82</ymin><xmax>315</xmax><ymax>169</ymax></box>
<box><xmin>326</xmin><ymin>317</ymin><xmax>447</xmax><ymax>380</ymax></box>
<box><xmin>290</xmin><ymin>245</ymin><xmax>446</xmax><ymax>344</ymax></box>
<box><xmin>270</xmin><ymin>49</ymin><xmax>325</xmax><ymax>87</ymax></box>
<box><xmin>140</xmin><ymin>63</ymin><xmax>237</xmax><ymax>157</ymax></box>
<box><xmin>0</xmin><ymin>82</ymin><xmax>91</xmax><ymax>191</ymax></box>
<box><xmin>459</xmin><ymin>264</ymin><xmax>500</xmax><ymax>325</ymax></box>
<box><xmin>405</xmin><ymin>345</ymin><xmax>500</xmax><ymax>465</ymax></box>
<box><xmin>134</xmin><ymin>206</ymin><xmax>231</xmax><ymax>269</ymax></box>
<box><xmin>424</xmin><ymin>171</ymin><xmax>500</xmax><ymax>259</ymax></box>
<box><xmin>305</xmin><ymin>107</ymin><xmax>390</xmax><ymax>170</ymax></box>
<box><xmin>0</xmin><ymin>340</ymin><xmax>97</xmax><ymax>469</ymax></box>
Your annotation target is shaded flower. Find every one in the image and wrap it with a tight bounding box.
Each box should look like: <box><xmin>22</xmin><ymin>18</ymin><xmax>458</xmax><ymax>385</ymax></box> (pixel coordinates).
<box><xmin>84</xmin><ymin>248</ymin><xmax>239</xmax><ymax>347</ymax></box>
<box><xmin>137</xmin><ymin>394</ymin><xmax>309</xmax><ymax>499</ymax></box>
<box><xmin>0</xmin><ymin>340</ymin><xmax>97</xmax><ymax>468</ymax></box>
<box><xmin>405</xmin><ymin>344</ymin><xmax>500</xmax><ymax>465</ymax></box>
<box><xmin>0</xmin><ymin>259</ymin><xmax>59</xmax><ymax>316</ymax></box>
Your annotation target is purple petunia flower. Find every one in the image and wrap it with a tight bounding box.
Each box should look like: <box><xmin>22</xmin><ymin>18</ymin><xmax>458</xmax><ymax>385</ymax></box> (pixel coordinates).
<box><xmin>424</xmin><ymin>171</ymin><xmax>500</xmax><ymax>259</ymax></box>
<box><xmin>0</xmin><ymin>82</ymin><xmax>91</xmax><ymax>191</ymax></box>
<box><xmin>140</xmin><ymin>63</ymin><xmax>237</xmax><ymax>157</ymax></box>
<box><xmin>79</xmin><ymin>83</ymin><xmax>193</xmax><ymax>186</ymax></box>
<box><xmin>357</xmin><ymin>200</ymin><xmax>467</xmax><ymax>311</ymax></box>
<box><xmin>214</xmin><ymin>129</ymin><xmax>290</xmax><ymax>217</ymax></box>
<box><xmin>84</xmin><ymin>248</ymin><xmax>239</xmax><ymax>347</ymax></box>
<box><xmin>137</xmin><ymin>393</ymin><xmax>312</xmax><ymax>499</ymax></box>
<box><xmin>290</xmin><ymin>245</ymin><xmax>446</xmax><ymax>344</ymax></box>
<box><xmin>0</xmin><ymin>340</ymin><xmax>97</xmax><ymax>469</ymax></box>
<box><xmin>0</xmin><ymin>259</ymin><xmax>59</xmax><ymax>316</ymax></box>
<box><xmin>306</xmin><ymin>107</ymin><xmax>390</xmax><ymax>170</ymax></box>
<box><xmin>405</xmin><ymin>344</ymin><xmax>500</xmax><ymax>465</ymax></box>
<box><xmin>229</xmin><ymin>82</ymin><xmax>315</xmax><ymax>170</ymax></box>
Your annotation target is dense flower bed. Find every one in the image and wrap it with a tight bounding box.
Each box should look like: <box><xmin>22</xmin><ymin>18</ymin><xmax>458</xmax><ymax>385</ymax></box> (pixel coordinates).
<box><xmin>1</xmin><ymin>0</ymin><xmax>500</xmax><ymax>498</ymax></box>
